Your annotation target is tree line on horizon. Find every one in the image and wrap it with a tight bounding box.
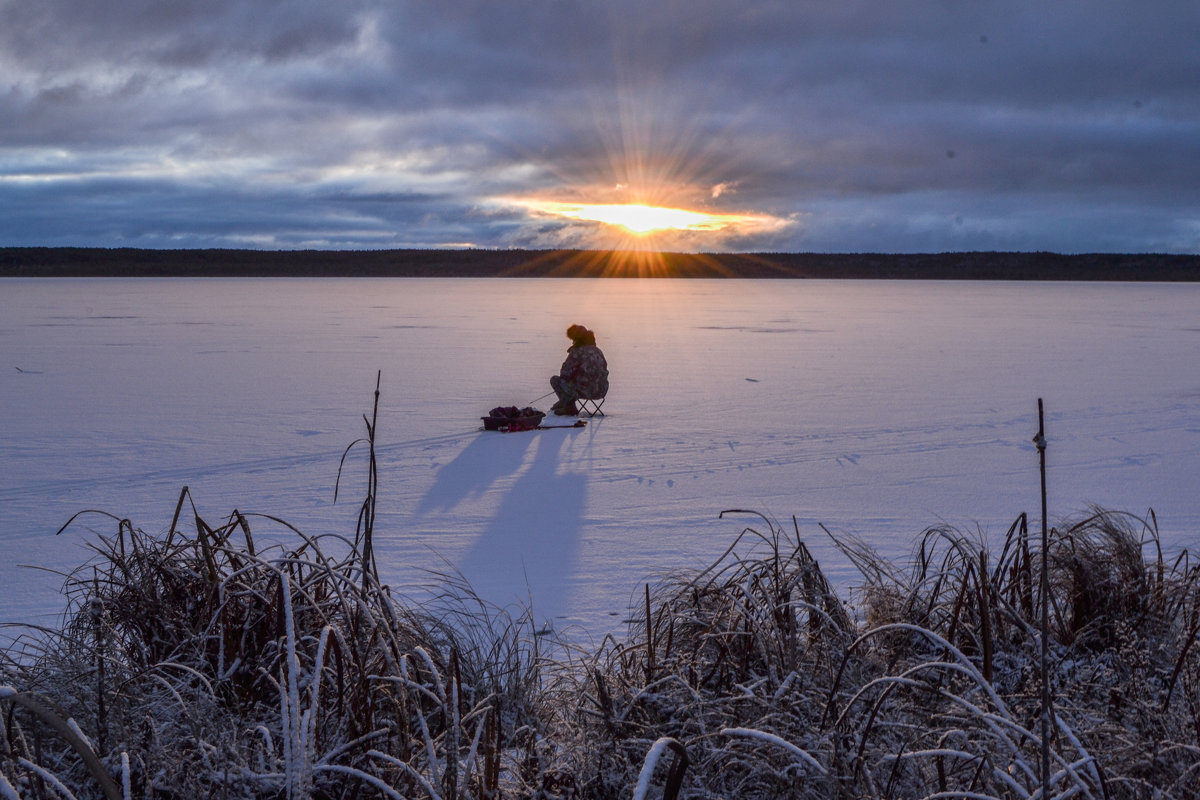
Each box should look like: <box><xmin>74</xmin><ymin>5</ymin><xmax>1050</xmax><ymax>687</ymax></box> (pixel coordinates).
<box><xmin>3</xmin><ymin>247</ymin><xmax>1200</xmax><ymax>280</ymax></box>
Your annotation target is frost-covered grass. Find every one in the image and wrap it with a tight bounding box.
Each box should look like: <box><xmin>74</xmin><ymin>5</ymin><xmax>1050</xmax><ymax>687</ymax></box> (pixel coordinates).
<box><xmin>1</xmin><ymin>495</ymin><xmax>526</xmax><ymax>800</ymax></box>
<box><xmin>4</xmin><ymin>387</ymin><xmax>1200</xmax><ymax>799</ymax></box>
<box><xmin>3</xmin><ymin>500</ymin><xmax>1199</xmax><ymax>798</ymax></box>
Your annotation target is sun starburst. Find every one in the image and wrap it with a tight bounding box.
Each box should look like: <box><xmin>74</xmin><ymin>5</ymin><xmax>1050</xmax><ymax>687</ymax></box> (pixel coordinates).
<box><xmin>519</xmin><ymin>200</ymin><xmax>754</xmax><ymax>234</ymax></box>
<box><xmin>493</xmin><ymin>68</ymin><xmax>797</xmax><ymax>254</ymax></box>
<box><xmin>507</xmin><ymin>196</ymin><xmax>792</xmax><ymax>249</ymax></box>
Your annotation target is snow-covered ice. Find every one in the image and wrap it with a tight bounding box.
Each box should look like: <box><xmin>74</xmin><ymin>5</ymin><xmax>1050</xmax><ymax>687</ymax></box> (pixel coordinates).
<box><xmin>3</xmin><ymin>277</ymin><xmax>1200</xmax><ymax>642</ymax></box>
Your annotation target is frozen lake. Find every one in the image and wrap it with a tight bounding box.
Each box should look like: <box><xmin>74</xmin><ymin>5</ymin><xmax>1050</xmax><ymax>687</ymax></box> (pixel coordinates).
<box><xmin>3</xmin><ymin>277</ymin><xmax>1200</xmax><ymax>642</ymax></box>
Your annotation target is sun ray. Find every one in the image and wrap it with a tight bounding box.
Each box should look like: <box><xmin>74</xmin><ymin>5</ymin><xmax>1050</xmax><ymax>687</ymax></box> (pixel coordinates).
<box><xmin>487</xmin><ymin>55</ymin><xmax>797</xmax><ymax>255</ymax></box>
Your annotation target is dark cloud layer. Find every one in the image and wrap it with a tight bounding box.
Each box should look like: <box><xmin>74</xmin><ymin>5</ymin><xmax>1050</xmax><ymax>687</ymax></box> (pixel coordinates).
<box><xmin>2</xmin><ymin>0</ymin><xmax>1198</xmax><ymax>252</ymax></box>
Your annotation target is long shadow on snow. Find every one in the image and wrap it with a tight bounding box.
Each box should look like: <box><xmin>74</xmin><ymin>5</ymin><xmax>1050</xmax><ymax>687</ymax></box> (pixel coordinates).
<box><xmin>414</xmin><ymin>431</ymin><xmax>536</xmax><ymax>513</ymax></box>
<box><xmin>455</xmin><ymin>429</ymin><xmax>587</xmax><ymax>625</ymax></box>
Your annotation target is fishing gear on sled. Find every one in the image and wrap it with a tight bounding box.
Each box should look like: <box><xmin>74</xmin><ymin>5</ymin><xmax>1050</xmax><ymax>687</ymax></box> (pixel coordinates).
<box><xmin>479</xmin><ymin>404</ymin><xmax>587</xmax><ymax>432</ymax></box>
<box><xmin>481</xmin><ymin>405</ymin><xmax>545</xmax><ymax>432</ymax></box>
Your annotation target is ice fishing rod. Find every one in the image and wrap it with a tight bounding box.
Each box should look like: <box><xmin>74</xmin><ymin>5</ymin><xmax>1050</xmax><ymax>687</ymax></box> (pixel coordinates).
<box><xmin>527</xmin><ymin>390</ymin><xmax>556</xmax><ymax>405</ymax></box>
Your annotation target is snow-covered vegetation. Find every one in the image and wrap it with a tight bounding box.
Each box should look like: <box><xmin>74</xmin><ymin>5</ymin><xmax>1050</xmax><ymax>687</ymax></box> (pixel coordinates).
<box><xmin>4</xmin><ymin>394</ymin><xmax>1199</xmax><ymax>799</ymax></box>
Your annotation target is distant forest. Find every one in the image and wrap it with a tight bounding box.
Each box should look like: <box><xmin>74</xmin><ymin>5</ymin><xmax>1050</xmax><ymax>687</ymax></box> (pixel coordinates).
<box><xmin>4</xmin><ymin>247</ymin><xmax>1200</xmax><ymax>280</ymax></box>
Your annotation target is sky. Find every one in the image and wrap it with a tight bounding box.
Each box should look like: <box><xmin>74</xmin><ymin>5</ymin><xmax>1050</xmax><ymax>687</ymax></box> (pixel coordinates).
<box><xmin>2</xmin><ymin>0</ymin><xmax>1199</xmax><ymax>254</ymax></box>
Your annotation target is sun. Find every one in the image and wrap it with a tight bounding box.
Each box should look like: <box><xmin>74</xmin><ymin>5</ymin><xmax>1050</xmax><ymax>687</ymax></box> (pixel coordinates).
<box><xmin>531</xmin><ymin>201</ymin><xmax>732</xmax><ymax>235</ymax></box>
<box><xmin>498</xmin><ymin>193</ymin><xmax>795</xmax><ymax>275</ymax></box>
<box><xmin>509</xmin><ymin>197</ymin><xmax>790</xmax><ymax>246</ymax></box>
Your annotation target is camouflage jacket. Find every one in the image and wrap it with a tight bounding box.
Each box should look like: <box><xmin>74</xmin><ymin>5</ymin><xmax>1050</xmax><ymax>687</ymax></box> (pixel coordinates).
<box><xmin>559</xmin><ymin>344</ymin><xmax>609</xmax><ymax>399</ymax></box>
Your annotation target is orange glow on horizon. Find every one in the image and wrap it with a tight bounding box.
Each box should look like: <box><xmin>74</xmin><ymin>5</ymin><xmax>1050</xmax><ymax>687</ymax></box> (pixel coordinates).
<box><xmin>506</xmin><ymin>196</ymin><xmax>794</xmax><ymax>250</ymax></box>
<box><xmin>522</xmin><ymin>200</ymin><xmax>746</xmax><ymax>234</ymax></box>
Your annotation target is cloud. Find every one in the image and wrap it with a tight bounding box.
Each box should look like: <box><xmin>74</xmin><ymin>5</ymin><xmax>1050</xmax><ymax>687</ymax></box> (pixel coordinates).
<box><xmin>2</xmin><ymin>0</ymin><xmax>1199</xmax><ymax>252</ymax></box>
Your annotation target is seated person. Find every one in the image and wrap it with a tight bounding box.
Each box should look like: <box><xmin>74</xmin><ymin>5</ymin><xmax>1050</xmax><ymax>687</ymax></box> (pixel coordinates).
<box><xmin>550</xmin><ymin>324</ymin><xmax>608</xmax><ymax>415</ymax></box>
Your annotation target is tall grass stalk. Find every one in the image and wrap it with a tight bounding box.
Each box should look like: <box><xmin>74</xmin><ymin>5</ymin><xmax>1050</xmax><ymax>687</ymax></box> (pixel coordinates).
<box><xmin>1036</xmin><ymin>397</ymin><xmax>1051</xmax><ymax>798</ymax></box>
